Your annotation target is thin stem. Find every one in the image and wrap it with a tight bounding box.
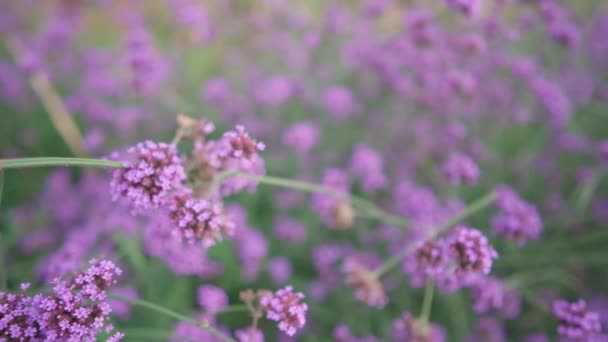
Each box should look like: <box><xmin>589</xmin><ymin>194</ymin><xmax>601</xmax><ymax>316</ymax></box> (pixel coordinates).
<box><xmin>419</xmin><ymin>280</ymin><xmax>435</xmax><ymax>324</ymax></box>
<box><xmin>108</xmin><ymin>294</ymin><xmax>236</xmax><ymax>342</ymax></box>
<box><xmin>372</xmin><ymin>190</ymin><xmax>496</xmax><ymax>278</ymax></box>
<box><xmin>214</xmin><ymin>304</ymin><xmax>249</xmax><ymax>315</ymax></box>
<box><xmin>0</xmin><ymin>157</ymin><xmax>123</xmax><ymax>169</ymax></box>
<box><xmin>0</xmin><ymin>169</ymin><xmax>4</xmax><ymax>209</ymax></box>
<box><xmin>8</xmin><ymin>40</ymin><xmax>86</xmax><ymax>157</ymax></box>
<box><xmin>221</xmin><ymin>172</ymin><xmax>407</xmax><ymax>227</ymax></box>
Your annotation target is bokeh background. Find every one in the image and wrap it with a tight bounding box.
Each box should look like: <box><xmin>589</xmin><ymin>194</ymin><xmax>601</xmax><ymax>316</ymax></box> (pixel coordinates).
<box><xmin>1</xmin><ymin>0</ymin><xmax>608</xmax><ymax>341</ymax></box>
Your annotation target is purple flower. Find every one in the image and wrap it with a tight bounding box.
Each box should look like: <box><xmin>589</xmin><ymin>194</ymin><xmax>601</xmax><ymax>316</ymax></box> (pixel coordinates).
<box><xmin>273</xmin><ymin>217</ymin><xmax>307</xmax><ymax>245</ymax></box>
<box><xmin>333</xmin><ymin>324</ymin><xmax>380</xmax><ymax>342</ymax></box>
<box><xmin>260</xmin><ymin>286</ymin><xmax>308</xmax><ymax>336</ymax></box>
<box><xmin>322</xmin><ymin>85</ymin><xmax>357</xmax><ymax>120</ymax></box>
<box><xmin>124</xmin><ymin>20</ymin><xmax>168</xmax><ymax>95</ymax></box>
<box><xmin>268</xmin><ymin>257</ymin><xmax>293</xmax><ymax>285</ymax></box>
<box><xmin>168</xmin><ymin>189</ymin><xmax>235</xmax><ymax>246</ymax></box>
<box><xmin>282</xmin><ymin>121</ymin><xmax>320</xmax><ymax>153</ymax></box>
<box><xmin>553</xmin><ymin>299</ymin><xmax>602</xmax><ymax>339</ymax></box>
<box><xmin>0</xmin><ymin>259</ymin><xmax>122</xmax><ymax>341</ymax></box>
<box><xmin>197</xmin><ymin>285</ymin><xmax>228</xmax><ymax>313</ymax></box>
<box><xmin>467</xmin><ymin>317</ymin><xmax>505</xmax><ymax>342</ymax></box>
<box><xmin>492</xmin><ymin>186</ymin><xmax>543</xmax><ymax>245</ymax></box>
<box><xmin>254</xmin><ymin>75</ymin><xmax>292</xmax><ymax>107</ymax></box>
<box><xmin>391</xmin><ymin>311</ymin><xmax>445</xmax><ymax>342</ymax></box>
<box><xmin>441</xmin><ymin>153</ymin><xmax>480</xmax><ymax>185</ymax></box>
<box><xmin>403</xmin><ymin>239</ymin><xmax>447</xmax><ymax>288</ymax></box>
<box><xmin>469</xmin><ymin>276</ymin><xmax>522</xmax><ymax>318</ymax></box>
<box><xmin>167</xmin><ymin>0</ymin><xmax>214</xmax><ymax>44</ymax></box>
<box><xmin>441</xmin><ymin>226</ymin><xmax>498</xmax><ymax>290</ymax></box>
<box><xmin>235</xmin><ymin>327</ymin><xmax>264</xmax><ymax>342</ymax></box>
<box><xmin>343</xmin><ymin>257</ymin><xmax>387</xmax><ymax>308</ymax></box>
<box><xmin>350</xmin><ymin>144</ymin><xmax>387</xmax><ymax>192</ymax></box>
<box><xmin>110</xmin><ymin>141</ymin><xmax>185</xmax><ymax>211</ymax></box>
<box><xmin>444</xmin><ymin>0</ymin><xmax>483</xmax><ymax>18</ymax></box>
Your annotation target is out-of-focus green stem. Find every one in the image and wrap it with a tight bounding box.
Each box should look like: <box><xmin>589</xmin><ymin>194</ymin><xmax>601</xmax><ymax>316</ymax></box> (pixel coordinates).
<box><xmin>419</xmin><ymin>280</ymin><xmax>435</xmax><ymax>324</ymax></box>
<box><xmin>0</xmin><ymin>157</ymin><xmax>123</xmax><ymax>169</ymax></box>
<box><xmin>109</xmin><ymin>294</ymin><xmax>236</xmax><ymax>342</ymax></box>
<box><xmin>214</xmin><ymin>304</ymin><xmax>249</xmax><ymax>315</ymax></box>
<box><xmin>372</xmin><ymin>191</ymin><xmax>496</xmax><ymax>278</ymax></box>
<box><xmin>213</xmin><ymin>171</ymin><xmax>407</xmax><ymax>227</ymax></box>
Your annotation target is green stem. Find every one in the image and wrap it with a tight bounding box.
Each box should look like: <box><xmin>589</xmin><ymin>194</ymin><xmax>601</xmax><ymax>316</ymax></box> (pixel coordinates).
<box><xmin>0</xmin><ymin>169</ymin><xmax>4</xmax><ymax>209</ymax></box>
<box><xmin>214</xmin><ymin>304</ymin><xmax>249</xmax><ymax>315</ymax></box>
<box><xmin>419</xmin><ymin>280</ymin><xmax>435</xmax><ymax>324</ymax></box>
<box><xmin>218</xmin><ymin>172</ymin><xmax>407</xmax><ymax>227</ymax></box>
<box><xmin>0</xmin><ymin>157</ymin><xmax>123</xmax><ymax>169</ymax></box>
<box><xmin>108</xmin><ymin>294</ymin><xmax>236</xmax><ymax>342</ymax></box>
<box><xmin>372</xmin><ymin>190</ymin><xmax>496</xmax><ymax>278</ymax></box>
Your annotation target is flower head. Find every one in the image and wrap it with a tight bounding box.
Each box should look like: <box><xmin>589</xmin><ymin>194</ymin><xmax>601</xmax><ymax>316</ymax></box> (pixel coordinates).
<box><xmin>403</xmin><ymin>239</ymin><xmax>447</xmax><ymax>288</ymax></box>
<box><xmin>260</xmin><ymin>286</ymin><xmax>308</xmax><ymax>336</ymax></box>
<box><xmin>343</xmin><ymin>258</ymin><xmax>387</xmax><ymax>308</ymax></box>
<box><xmin>168</xmin><ymin>189</ymin><xmax>235</xmax><ymax>246</ymax></box>
<box><xmin>110</xmin><ymin>141</ymin><xmax>185</xmax><ymax>211</ymax></box>
<box><xmin>492</xmin><ymin>186</ymin><xmax>543</xmax><ymax>245</ymax></box>
<box><xmin>441</xmin><ymin>153</ymin><xmax>480</xmax><ymax>185</ymax></box>
<box><xmin>391</xmin><ymin>311</ymin><xmax>445</xmax><ymax>342</ymax></box>
<box><xmin>553</xmin><ymin>299</ymin><xmax>602</xmax><ymax>339</ymax></box>
<box><xmin>441</xmin><ymin>226</ymin><xmax>498</xmax><ymax>290</ymax></box>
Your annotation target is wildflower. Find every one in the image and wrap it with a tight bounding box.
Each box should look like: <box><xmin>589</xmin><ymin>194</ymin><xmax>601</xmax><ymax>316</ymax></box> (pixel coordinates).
<box><xmin>441</xmin><ymin>153</ymin><xmax>480</xmax><ymax>185</ymax></box>
<box><xmin>403</xmin><ymin>239</ymin><xmax>447</xmax><ymax>288</ymax></box>
<box><xmin>282</xmin><ymin>121</ymin><xmax>319</xmax><ymax>153</ymax></box>
<box><xmin>235</xmin><ymin>327</ymin><xmax>264</xmax><ymax>342</ymax></box>
<box><xmin>444</xmin><ymin>0</ymin><xmax>483</xmax><ymax>18</ymax></box>
<box><xmin>168</xmin><ymin>189</ymin><xmax>235</xmax><ymax>246</ymax></box>
<box><xmin>492</xmin><ymin>186</ymin><xmax>543</xmax><ymax>245</ymax></box>
<box><xmin>268</xmin><ymin>257</ymin><xmax>293</xmax><ymax>285</ymax></box>
<box><xmin>0</xmin><ymin>259</ymin><xmax>122</xmax><ymax>341</ymax></box>
<box><xmin>553</xmin><ymin>299</ymin><xmax>602</xmax><ymax>339</ymax></box>
<box><xmin>260</xmin><ymin>286</ymin><xmax>308</xmax><ymax>336</ymax></box>
<box><xmin>350</xmin><ymin>144</ymin><xmax>387</xmax><ymax>192</ymax></box>
<box><xmin>110</xmin><ymin>141</ymin><xmax>185</xmax><ymax>211</ymax></box>
<box><xmin>391</xmin><ymin>311</ymin><xmax>446</xmax><ymax>342</ymax></box>
<box><xmin>442</xmin><ymin>226</ymin><xmax>498</xmax><ymax>289</ymax></box>
<box><xmin>323</xmin><ymin>85</ymin><xmax>357</xmax><ymax>120</ymax></box>
<box><xmin>469</xmin><ymin>276</ymin><xmax>521</xmax><ymax>318</ymax></box>
<box><xmin>343</xmin><ymin>258</ymin><xmax>387</xmax><ymax>308</ymax></box>
<box><xmin>197</xmin><ymin>285</ymin><xmax>228</xmax><ymax>314</ymax></box>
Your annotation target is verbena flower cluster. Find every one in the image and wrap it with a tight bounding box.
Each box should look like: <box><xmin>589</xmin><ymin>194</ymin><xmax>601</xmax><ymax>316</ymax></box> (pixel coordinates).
<box><xmin>0</xmin><ymin>259</ymin><xmax>122</xmax><ymax>342</ymax></box>
<box><xmin>3</xmin><ymin>0</ymin><xmax>608</xmax><ymax>340</ymax></box>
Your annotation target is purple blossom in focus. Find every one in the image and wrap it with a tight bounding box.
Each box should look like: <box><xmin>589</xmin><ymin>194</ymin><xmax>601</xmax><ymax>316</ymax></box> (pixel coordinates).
<box><xmin>260</xmin><ymin>286</ymin><xmax>308</xmax><ymax>336</ymax></box>
<box><xmin>110</xmin><ymin>141</ymin><xmax>185</xmax><ymax>212</ymax></box>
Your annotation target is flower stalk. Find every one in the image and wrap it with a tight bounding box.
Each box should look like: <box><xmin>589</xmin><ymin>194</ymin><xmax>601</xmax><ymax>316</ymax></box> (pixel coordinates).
<box><xmin>108</xmin><ymin>293</ymin><xmax>236</xmax><ymax>342</ymax></box>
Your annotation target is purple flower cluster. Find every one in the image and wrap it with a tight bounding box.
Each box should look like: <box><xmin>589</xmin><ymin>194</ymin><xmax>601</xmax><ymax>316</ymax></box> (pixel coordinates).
<box><xmin>110</xmin><ymin>141</ymin><xmax>185</xmax><ymax>211</ymax></box>
<box><xmin>0</xmin><ymin>259</ymin><xmax>122</xmax><ymax>342</ymax></box>
<box><xmin>391</xmin><ymin>311</ymin><xmax>445</xmax><ymax>342</ymax></box>
<box><xmin>343</xmin><ymin>257</ymin><xmax>387</xmax><ymax>308</ymax></box>
<box><xmin>168</xmin><ymin>189</ymin><xmax>234</xmax><ymax>246</ymax></box>
<box><xmin>492</xmin><ymin>186</ymin><xmax>543</xmax><ymax>245</ymax></box>
<box><xmin>553</xmin><ymin>299</ymin><xmax>602</xmax><ymax>340</ymax></box>
<box><xmin>442</xmin><ymin>226</ymin><xmax>498</xmax><ymax>291</ymax></box>
<box><xmin>260</xmin><ymin>286</ymin><xmax>308</xmax><ymax>336</ymax></box>
<box><xmin>440</xmin><ymin>153</ymin><xmax>480</xmax><ymax>185</ymax></box>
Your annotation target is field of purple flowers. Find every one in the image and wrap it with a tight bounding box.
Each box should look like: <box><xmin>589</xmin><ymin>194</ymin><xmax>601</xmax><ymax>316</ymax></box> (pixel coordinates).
<box><xmin>1</xmin><ymin>0</ymin><xmax>608</xmax><ymax>341</ymax></box>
